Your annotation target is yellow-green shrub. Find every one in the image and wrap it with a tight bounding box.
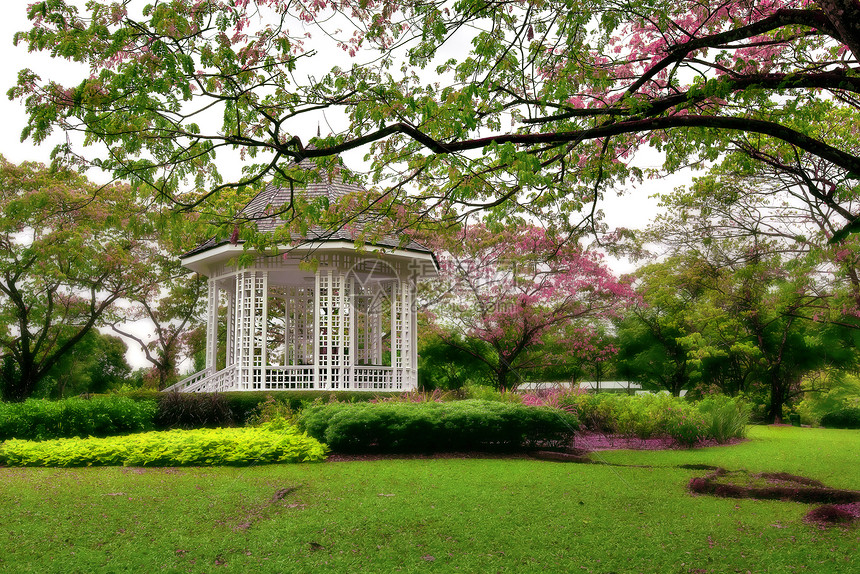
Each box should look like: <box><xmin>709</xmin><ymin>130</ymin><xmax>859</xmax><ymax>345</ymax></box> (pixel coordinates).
<box><xmin>0</xmin><ymin>424</ymin><xmax>328</xmax><ymax>467</ymax></box>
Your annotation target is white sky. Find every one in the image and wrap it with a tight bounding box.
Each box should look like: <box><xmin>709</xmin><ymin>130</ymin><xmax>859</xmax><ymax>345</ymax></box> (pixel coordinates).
<box><xmin>0</xmin><ymin>2</ymin><xmax>686</xmax><ymax>370</ymax></box>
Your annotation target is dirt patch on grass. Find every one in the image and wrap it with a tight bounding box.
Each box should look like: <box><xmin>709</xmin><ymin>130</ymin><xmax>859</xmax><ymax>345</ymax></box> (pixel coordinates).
<box><xmin>689</xmin><ymin>467</ymin><xmax>860</xmax><ymax>528</ymax></box>
<box><xmin>804</xmin><ymin>503</ymin><xmax>860</xmax><ymax>527</ymax></box>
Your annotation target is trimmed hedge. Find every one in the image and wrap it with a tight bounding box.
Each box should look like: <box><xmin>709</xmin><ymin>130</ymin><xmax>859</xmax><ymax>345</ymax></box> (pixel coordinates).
<box><xmin>0</xmin><ymin>423</ymin><xmax>328</xmax><ymax>467</ymax></box>
<box><xmin>821</xmin><ymin>407</ymin><xmax>860</xmax><ymax>429</ymax></box>
<box><xmin>297</xmin><ymin>399</ymin><xmax>579</xmax><ymax>453</ymax></box>
<box><xmin>0</xmin><ymin>397</ymin><xmax>156</xmax><ymax>441</ymax></box>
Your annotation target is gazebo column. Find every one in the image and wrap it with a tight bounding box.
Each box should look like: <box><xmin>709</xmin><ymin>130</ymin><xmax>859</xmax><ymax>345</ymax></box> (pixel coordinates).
<box><xmin>313</xmin><ymin>271</ymin><xmax>324</xmax><ymax>390</ymax></box>
<box><xmin>347</xmin><ymin>275</ymin><xmax>356</xmax><ymax>388</ymax></box>
<box><xmin>402</xmin><ymin>280</ymin><xmax>416</xmax><ymax>388</ymax></box>
<box><xmin>371</xmin><ymin>292</ymin><xmax>382</xmax><ymax>365</ymax></box>
<box><xmin>225</xmin><ymin>285</ymin><xmax>235</xmax><ymax>367</ymax></box>
<box><xmin>391</xmin><ymin>279</ymin><xmax>402</xmax><ymax>390</ymax></box>
<box><xmin>234</xmin><ymin>270</ymin><xmax>268</xmax><ymax>390</ymax></box>
<box><xmin>205</xmin><ymin>278</ymin><xmax>219</xmax><ymax>373</ymax></box>
<box><xmin>388</xmin><ymin>277</ymin><xmax>417</xmax><ymax>391</ymax></box>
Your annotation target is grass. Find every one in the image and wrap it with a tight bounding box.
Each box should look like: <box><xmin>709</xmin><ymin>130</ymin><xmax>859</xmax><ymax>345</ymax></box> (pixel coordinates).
<box><xmin>0</xmin><ymin>426</ymin><xmax>857</xmax><ymax>573</ymax></box>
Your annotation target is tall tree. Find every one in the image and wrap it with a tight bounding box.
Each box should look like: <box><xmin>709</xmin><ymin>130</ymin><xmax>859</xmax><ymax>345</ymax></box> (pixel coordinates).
<box><xmin>425</xmin><ymin>224</ymin><xmax>634</xmax><ymax>390</ymax></box>
<box><xmin>615</xmin><ymin>257</ymin><xmax>707</xmax><ymax>396</ymax></box>
<box><xmin>109</xmin><ymin>254</ymin><xmax>206</xmax><ymax>390</ymax></box>
<box><xmin>693</xmin><ymin>245</ymin><xmax>855</xmax><ymax>422</ymax></box>
<box><xmin>0</xmin><ymin>157</ymin><xmax>150</xmax><ymax>401</ymax></box>
<box><xmin>10</xmin><ymin>0</ymin><xmax>860</xmax><ymax>236</ymax></box>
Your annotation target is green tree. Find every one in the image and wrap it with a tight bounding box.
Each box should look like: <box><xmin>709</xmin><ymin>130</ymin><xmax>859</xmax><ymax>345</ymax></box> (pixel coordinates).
<box><xmin>45</xmin><ymin>331</ymin><xmax>132</xmax><ymax>398</ymax></box>
<box><xmin>0</xmin><ymin>158</ymin><xmax>150</xmax><ymax>401</ymax></box>
<box><xmin>417</xmin><ymin>329</ymin><xmax>495</xmax><ymax>391</ymax></box>
<box><xmin>695</xmin><ymin>247</ymin><xmax>855</xmax><ymax>422</ymax></box>
<box><xmin>615</xmin><ymin>257</ymin><xmax>705</xmax><ymax>396</ymax></box>
<box><xmin>629</xmin><ymin>243</ymin><xmax>856</xmax><ymax>420</ymax></box>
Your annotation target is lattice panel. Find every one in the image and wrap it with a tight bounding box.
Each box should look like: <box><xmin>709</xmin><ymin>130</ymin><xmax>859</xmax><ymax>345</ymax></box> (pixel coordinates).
<box><xmin>400</xmin><ymin>281</ymin><xmax>414</xmax><ymax>370</ymax></box>
<box><xmin>263</xmin><ymin>366</ymin><xmax>316</xmax><ymax>390</ymax></box>
<box><xmin>233</xmin><ymin>271</ymin><xmax>268</xmax><ymax>390</ymax></box>
<box><xmin>252</xmin><ymin>273</ymin><xmax>268</xmax><ymax>389</ymax></box>
<box><xmin>225</xmin><ymin>289</ymin><xmax>235</xmax><ymax>366</ymax></box>
<box><xmin>391</xmin><ymin>281</ymin><xmax>404</xmax><ymax>370</ymax></box>
<box><xmin>285</xmin><ymin>286</ymin><xmax>313</xmax><ymax>366</ymax></box>
<box><xmin>317</xmin><ymin>272</ymin><xmax>329</xmax><ymax>377</ymax></box>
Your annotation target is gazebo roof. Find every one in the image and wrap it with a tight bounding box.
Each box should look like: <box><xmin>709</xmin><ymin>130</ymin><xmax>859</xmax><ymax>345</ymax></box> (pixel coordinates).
<box><xmin>181</xmin><ymin>156</ymin><xmax>435</xmax><ymax>262</ymax></box>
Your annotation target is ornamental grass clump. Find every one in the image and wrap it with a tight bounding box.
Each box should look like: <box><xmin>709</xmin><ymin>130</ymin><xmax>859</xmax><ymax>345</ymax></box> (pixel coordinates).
<box><xmin>154</xmin><ymin>391</ymin><xmax>234</xmax><ymax>429</ymax></box>
<box><xmin>0</xmin><ymin>424</ymin><xmax>328</xmax><ymax>467</ymax></box>
<box><xmin>697</xmin><ymin>395</ymin><xmax>751</xmax><ymax>442</ymax></box>
<box><xmin>370</xmin><ymin>389</ymin><xmax>456</xmax><ymax>403</ymax></box>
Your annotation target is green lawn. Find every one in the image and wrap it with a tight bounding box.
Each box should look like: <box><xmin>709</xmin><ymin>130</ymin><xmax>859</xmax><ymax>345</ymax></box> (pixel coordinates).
<box><xmin>0</xmin><ymin>426</ymin><xmax>857</xmax><ymax>573</ymax></box>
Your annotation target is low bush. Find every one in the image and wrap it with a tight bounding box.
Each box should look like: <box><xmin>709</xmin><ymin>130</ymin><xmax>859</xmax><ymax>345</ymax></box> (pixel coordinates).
<box><xmin>297</xmin><ymin>400</ymin><xmax>578</xmax><ymax>453</ymax></box>
<box><xmin>371</xmin><ymin>389</ymin><xmax>458</xmax><ymax>403</ymax></box>
<box><xmin>524</xmin><ymin>390</ymin><xmax>748</xmax><ymax>446</ymax></box>
<box><xmin>154</xmin><ymin>392</ymin><xmax>235</xmax><ymax>429</ymax></box>
<box><xmin>0</xmin><ymin>423</ymin><xmax>328</xmax><ymax>467</ymax></box>
<box><xmin>223</xmin><ymin>391</ymin><xmax>398</xmax><ymax>423</ymax></box>
<box><xmin>462</xmin><ymin>384</ymin><xmax>523</xmax><ymax>403</ymax></box>
<box><xmin>820</xmin><ymin>407</ymin><xmax>860</xmax><ymax>429</ymax></box>
<box><xmin>244</xmin><ymin>395</ymin><xmax>297</xmax><ymax>426</ymax></box>
<box><xmin>0</xmin><ymin>396</ymin><xmax>156</xmax><ymax>441</ymax></box>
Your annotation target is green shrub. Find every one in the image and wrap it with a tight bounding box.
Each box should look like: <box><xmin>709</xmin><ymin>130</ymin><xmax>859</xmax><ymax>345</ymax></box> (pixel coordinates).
<box><xmin>104</xmin><ymin>390</ymin><xmax>407</xmax><ymax>428</ymax></box>
<box><xmin>298</xmin><ymin>400</ymin><xmax>578</xmax><ymax>453</ymax></box>
<box><xmin>821</xmin><ymin>407</ymin><xmax>860</xmax><ymax>429</ymax></box>
<box><xmin>0</xmin><ymin>424</ymin><xmax>328</xmax><ymax>467</ymax></box>
<box><xmin>556</xmin><ymin>393</ymin><xmax>619</xmax><ymax>434</ymax></box>
<box><xmin>551</xmin><ymin>392</ymin><xmax>748</xmax><ymax>446</ymax></box>
<box><xmin>462</xmin><ymin>384</ymin><xmax>523</xmax><ymax>403</ymax></box>
<box><xmin>244</xmin><ymin>395</ymin><xmax>297</xmax><ymax>426</ymax></box>
<box><xmin>659</xmin><ymin>404</ymin><xmax>707</xmax><ymax>447</ymax></box>
<box><xmin>0</xmin><ymin>396</ymin><xmax>156</xmax><ymax>441</ymax></box>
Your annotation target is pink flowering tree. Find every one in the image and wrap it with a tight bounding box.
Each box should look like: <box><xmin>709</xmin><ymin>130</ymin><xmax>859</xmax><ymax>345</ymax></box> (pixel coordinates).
<box><xmin>10</xmin><ymin>1</ymin><xmax>860</xmax><ymax>238</ymax></box>
<box><xmin>425</xmin><ymin>225</ymin><xmax>635</xmax><ymax>391</ymax></box>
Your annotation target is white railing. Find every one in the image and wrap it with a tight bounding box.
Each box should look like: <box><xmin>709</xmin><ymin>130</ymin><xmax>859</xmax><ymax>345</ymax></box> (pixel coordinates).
<box><xmin>163</xmin><ymin>365</ymin><xmax>238</xmax><ymax>393</ymax></box>
<box><xmin>164</xmin><ymin>364</ymin><xmax>417</xmax><ymax>393</ymax></box>
<box><xmin>163</xmin><ymin>368</ymin><xmax>213</xmax><ymax>393</ymax></box>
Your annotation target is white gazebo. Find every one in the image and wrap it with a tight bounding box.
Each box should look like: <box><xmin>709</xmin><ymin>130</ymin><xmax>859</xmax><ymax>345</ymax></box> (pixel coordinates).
<box><xmin>165</xmin><ymin>163</ymin><xmax>438</xmax><ymax>394</ymax></box>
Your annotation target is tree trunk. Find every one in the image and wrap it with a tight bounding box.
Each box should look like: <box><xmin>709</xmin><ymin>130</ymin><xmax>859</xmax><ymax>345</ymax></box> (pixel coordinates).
<box><xmin>818</xmin><ymin>0</ymin><xmax>860</xmax><ymax>62</ymax></box>
<box><xmin>497</xmin><ymin>366</ymin><xmax>509</xmax><ymax>393</ymax></box>
<box><xmin>768</xmin><ymin>371</ymin><xmax>786</xmax><ymax>424</ymax></box>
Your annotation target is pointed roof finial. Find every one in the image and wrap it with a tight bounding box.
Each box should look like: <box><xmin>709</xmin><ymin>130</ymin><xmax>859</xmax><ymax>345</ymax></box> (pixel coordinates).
<box><xmin>317</xmin><ymin>124</ymin><xmax>321</xmax><ymax>138</ymax></box>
